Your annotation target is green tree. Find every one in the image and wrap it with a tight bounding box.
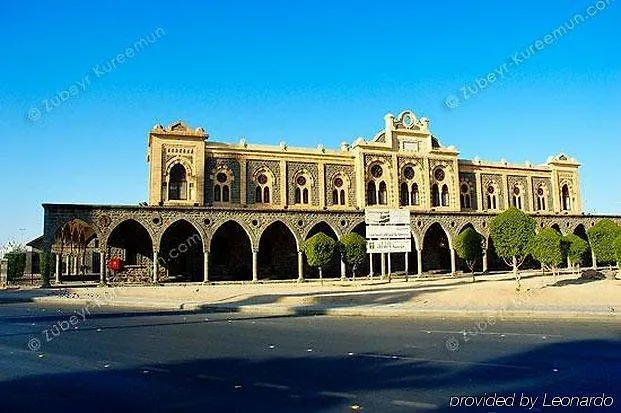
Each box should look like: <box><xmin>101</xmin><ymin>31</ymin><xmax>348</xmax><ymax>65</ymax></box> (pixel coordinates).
<box><xmin>2</xmin><ymin>242</ymin><xmax>27</xmax><ymax>282</ymax></box>
<box><xmin>339</xmin><ymin>233</ymin><xmax>366</xmax><ymax>280</ymax></box>
<box><xmin>39</xmin><ymin>251</ymin><xmax>52</xmax><ymax>288</ymax></box>
<box><xmin>587</xmin><ymin>219</ymin><xmax>620</xmax><ymax>266</ymax></box>
<box><xmin>454</xmin><ymin>227</ymin><xmax>485</xmax><ymax>282</ymax></box>
<box><xmin>303</xmin><ymin>232</ymin><xmax>336</xmax><ymax>283</ymax></box>
<box><xmin>614</xmin><ymin>234</ymin><xmax>621</xmax><ymax>273</ymax></box>
<box><xmin>563</xmin><ymin>234</ymin><xmax>589</xmax><ymax>272</ymax></box>
<box><xmin>529</xmin><ymin>228</ymin><xmax>565</xmax><ymax>276</ymax></box>
<box><xmin>489</xmin><ymin>207</ymin><xmax>536</xmax><ymax>290</ymax></box>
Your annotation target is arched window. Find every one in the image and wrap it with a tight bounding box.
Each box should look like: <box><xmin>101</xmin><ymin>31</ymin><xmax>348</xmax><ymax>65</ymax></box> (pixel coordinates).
<box><xmin>512</xmin><ymin>186</ymin><xmax>523</xmax><ymax>210</ymax></box>
<box><xmin>168</xmin><ymin>163</ymin><xmax>188</xmax><ymax>200</ymax></box>
<box><xmin>294</xmin><ymin>187</ymin><xmax>301</xmax><ymax>204</ymax></box>
<box><xmin>293</xmin><ymin>173</ymin><xmax>311</xmax><ymax>205</ymax></box>
<box><xmin>213</xmin><ymin>170</ymin><xmax>232</xmax><ymax>204</ymax></box>
<box><xmin>561</xmin><ymin>184</ymin><xmax>571</xmax><ymax>211</ymax></box>
<box><xmin>441</xmin><ymin>185</ymin><xmax>449</xmax><ymax>207</ymax></box>
<box><xmin>367</xmin><ymin>181</ymin><xmax>377</xmax><ymax>205</ymax></box>
<box><xmin>255</xmin><ymin>186</ymin><xmax>262</xmax><ymax>203</ymax></box>
<box><xmin>431</xmin><ymin>184</ymin><xmax>440</xmax><ymax>207</ymax></box>
<box><xmin>411</xmin><ymin>183</ymin><xmax>420</xmax><ymax>205</ymax></box>
<box><xmin>400</xmin><ymin>182</ymin><xmax>409</xmax><ymax>206</ymax></box>
<box><xmin>330</xmin><ymin>175</ymin><xmax>347</xmax><ymax>206</ymax></box>
<box><xmin>254</xmin><ymin>171</ymin><xmax>273</xmax><ymax>204</ymax></box>
<box><xmin>460</xmin><ymin>183</ymin><xmax>472</xmax><ymax>209</ymax></box>
<box><xmin>378</xmin><ymin>181</ymin><xmax>387</xmax><ymax>205</ymax></box>
<box><xmin>536</xmin><ymin>186</ymin><xmax>546</xmax><ymax>211</ymax></box>
<box><xmin>486</xmin><ymin>184</ymin><xmax>498</xmax><ymax>210</ymax></box>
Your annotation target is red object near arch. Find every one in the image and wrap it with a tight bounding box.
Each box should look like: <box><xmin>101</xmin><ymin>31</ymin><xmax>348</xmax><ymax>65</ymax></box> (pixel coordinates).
<box><xmin>107</xmin><ymin>257</ymin><xmax>123</xmax><ymax>272</ymax></box>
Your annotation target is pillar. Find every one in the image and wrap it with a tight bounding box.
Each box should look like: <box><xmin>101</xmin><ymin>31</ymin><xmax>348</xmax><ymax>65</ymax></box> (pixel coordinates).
<box><xmin>368</xmin><ymin>253</ymin><xmax>373</xmax><ymax>277</ymax></box>
<box><xmin>381</xmin><ymin>253</ymin><xmax>386</xmax><ymax>277</ymax></box>
<box><xmin>152</xmin><ymin>250</ymin><xmax>159</xmax><ymax>284</ymax></box>
<box><xmin>404</xmin><ymin>252</ymin><xmax>409</xmax><ymax>276</ymax></box>
<box><xmin>417</xmin><ymin>249</ymin><xmax>423</xmax><ymax>276</ymax></box>
<box><xmin>387</xmin><ymin>253</ymin><xmax>392</xmax><ymax>275</ymax></box>
<box><xmin>252</xmin><ymin>249</ymin><xmax>259</xmax><ymax>282</ymax></box>
<box><xmin>203</xmin><ymin>251</ymin><xmax>210</xmax><ymax>283</ymax></box>
<box><xmin>72</xmin><ymin>256</ymin><xmax>78</xmax><ymax>275</ymax></box>
<box><xmin>297</xmin><ymin>250</ymin><xmax>304</xmax><ymax>281</ymax></box>
<box><xmin>450</xmin><ymin>248</ymin><xmax>457</xmax><ymax>275</ymax></box>
<box><xmin>591</xmin><ymin>249</ymin><xmax>597</xmax><ymax>269</ymax></box>
<box><xmin>55</xmin><ymin>254</ymin><xmax>61</xmax><ymax>284</ymax></box>
<box><xmin>341</xmin><ymin>259</ymin><xmax>346</xmax><ymax>280</ymax></box>
<box><xmin>99</xmin><ymin>250</ymin><xmax>106</xmax><ymax>285</ymax></box>
<box><xmin>482</xmin><ymin>249</ymin><xmax>488</xmax><ymax>273</ymax></box>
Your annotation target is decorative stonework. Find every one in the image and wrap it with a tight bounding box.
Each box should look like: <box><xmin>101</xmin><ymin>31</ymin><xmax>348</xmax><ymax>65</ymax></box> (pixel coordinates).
<box><xmin>325</xmin><ymin>164</ymin><xmax>355</xmax><ymax>207</ymax></box>
<box><xmin>247</xmin><ymin>160</ymin><xmax>280</xmax><ymax>204</ymax></box>
<box><xmin>286</xmin><ymin>161</ymin><xmax>319</xmax><ymax>206</ymax></box>
<box><xmin>481</xmin><ymin>173</ymin><xmax>505</xmax><ymax>210</ymax></box>
<box><xmin>205</xmin><ymin>158</ymin><xmax>241</xmax><ymax>204</ymax></box>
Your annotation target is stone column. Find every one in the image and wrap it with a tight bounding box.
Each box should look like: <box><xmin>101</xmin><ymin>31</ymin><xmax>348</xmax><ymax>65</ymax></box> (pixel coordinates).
<box><xmin>450</xmin><ymin>248</ymin><xmax>457</xmax><ymax>275</ymax></box>
<box><xmin>340</xmin><ymin>259</ymin><xmax>346</xmax><ymax>280</ymax></box>
<box><xmin>72</xmin><ymin>256</ymin><xmax>78</xmax><ymax>275</ymax></box>
<box><xmin>55</xmin><ymin>254</ymin><xmax>61</xmax><ymax>284</ymax></box>
<box><xmin>0</xmin><ymin>259</ymin><xmax>7</xmax><ymax>288</ymax></box>
<box><xmin>99</xmin><ymin>250</ymin><xmax>106</xmax><ymax>285</ymax></box>
<box><xmin>591</xmin><ymin>249</ymin><xmax>597</xmax><ymax>269</ymax></box>
<box><xmin>203</xmin><ymin>251</ymin><xmax>210</xmax><ymax>283</ymax></box>
<box><xmin>387</xmin><ymin>253</ymin><xmax>392</xmax><ymax>275</ymax></box>
<box><xmin>404</xmin><ymin>252</ymin><xmax>409</xmax><ymax>276</ymax></box>
<box><xmin>482</xmin><ymin>249</ymin><xmax>489</xmax><ymax>273</ymax></box>
<box><xmin>252</xmin><ymin>249</ymin><xmax>259</xmax><ymax>282</ymax></box>
<box><xmin>380</xmin><ymin>253</ymin><xmax>386</xmax><ymax>277</ymax></box>
<box><xmin>297</xmin><ymin>250</ymin><xmax>304</xmax><ymax>281</ymax></box>
<box><xmin>152</xmin><ymin>250</ymin><xmax>159</xmax><ymax>284</ymax></box>
<box><xmin>368</xmin><ymin>253</ymin><xmax>373</xmax><ymax>277</ymax></box>
<box><xmin>417</xmin><ymin>249</ymin><xmax>423</xmax><ymax>276</ymax></box>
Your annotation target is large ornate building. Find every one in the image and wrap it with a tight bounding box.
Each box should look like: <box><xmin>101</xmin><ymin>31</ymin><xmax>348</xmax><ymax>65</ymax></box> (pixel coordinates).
<box><xmin>40</xmin><ymin>111</ymin><xmax>619</xmax><ymax>285</ymax></box>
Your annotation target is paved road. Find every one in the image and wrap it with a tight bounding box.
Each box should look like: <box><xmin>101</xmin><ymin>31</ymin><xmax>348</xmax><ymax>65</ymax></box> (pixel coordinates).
<box><xmin>0</xmin><ymin>302</ymin><xmax>619</xmax><ymax>412</ymax></box>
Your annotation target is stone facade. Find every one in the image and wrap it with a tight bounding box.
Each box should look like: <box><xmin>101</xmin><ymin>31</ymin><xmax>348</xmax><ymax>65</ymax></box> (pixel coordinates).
<box><xmin>39</xmin><ymin>110</ymin><xmax>620</xmax><ymax>284</ymax></box>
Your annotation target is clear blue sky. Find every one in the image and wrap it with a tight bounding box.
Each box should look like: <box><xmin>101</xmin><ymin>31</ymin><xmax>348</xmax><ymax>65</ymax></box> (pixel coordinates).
<box><xmin>1</xmin><ymin>0</ymin><xmax>620</xmax><ymax>245</ymax></box>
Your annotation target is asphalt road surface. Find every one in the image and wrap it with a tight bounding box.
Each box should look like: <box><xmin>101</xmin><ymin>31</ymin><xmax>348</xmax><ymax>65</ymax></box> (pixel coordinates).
<box><xmin>0</xmin><ymin>302</ymin><xmax>619</xmax><ymax>412</ymax></box>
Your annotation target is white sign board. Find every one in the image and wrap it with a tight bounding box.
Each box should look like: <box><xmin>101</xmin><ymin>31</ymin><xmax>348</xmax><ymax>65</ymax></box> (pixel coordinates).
<box><xmin>366</xmin><ymin>225</ymin><xmax>411</xmax><ymax>239</ymax></box>
<box><xmin>364</xmin><ymin>209</ymin><xmax>410</xmax><ymax>225</ymax></box>
<box><xmin>367</xmin><ymin>239</ymin><xmax>412</xmax><ymax>253</ymax></box>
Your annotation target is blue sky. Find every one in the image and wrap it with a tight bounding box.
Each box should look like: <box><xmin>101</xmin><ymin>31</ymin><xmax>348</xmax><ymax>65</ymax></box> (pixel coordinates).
<box><xmin>1</xmin><ymin>0</ymin><xmax>620</xmax><ymax>245</ymax></box>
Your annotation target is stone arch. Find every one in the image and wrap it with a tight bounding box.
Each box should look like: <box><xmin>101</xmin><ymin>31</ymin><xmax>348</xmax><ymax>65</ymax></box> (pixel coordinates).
<box><xmin>158</xmin><ymin>219</ymin><xmax>205</xmax><ymax>282</ymax></box>
<box><xmin>209</xmin><ymin>220</ymin><xmax>252</xmax><ymax>281</ymax></box>
<box><xmin>422</xmin><ymin>222</ymin><xmax>452</xmax><ymax>273</ymax></box>
<box><xmin>550</xmin><ymin>223</ymin><xmax>563</xmax><ymax>235</ymax></box>
<box><xmin>208</xmin><ymin>219</ymin><xmax>255</xmax><ymax>252</ymax></box>
<box><xmin>52</xmin><ymin>218</ymin><xmax>101</xmax><ymax>280</ymax></box>
<box><xmin>257</xmin><ymin>220</ymin><xmax>298</xmax><ymax>280</ymax></box>
<box><xmin>107</xmin><ymin>219</ymin><xmax>155</xmax><ymax>282</ymax></box>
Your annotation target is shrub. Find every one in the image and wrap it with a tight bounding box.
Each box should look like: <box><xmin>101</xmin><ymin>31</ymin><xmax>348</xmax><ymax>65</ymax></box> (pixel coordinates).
<box><xmin>489</xmin><ymin>207</ymin><xmax>536</xmax><ymax>289</ymax></box>
<box><xmin>529</xmin><ymin>228</ymin><xmax>564</xmax><ymax>275</ymax></box>
<box><xmin>455</xmin><ymin>227</ymin><xmax>485</xmax><ymax>281</ymax></box>
<box><xmin>303</xmin><ymin>232</ymin><xmax>336</xmax><ymax>281</ymax></box>
<box><xmin>5</xmin><ymin>252</ymin><xmax>26</xmax><ymax>281</ymax></box>
<box><xmin>587</xmin><ymin>219</ymin><xmax>620</xmax><ymax>265</ymax></box>
<box><xmin>39</xmin><ymin>251</ymin><xmax>52</xmax><ymax>288</ymax></box>
<box><xmin>339</xmin><ymin>233</ymin><xmax>366</xmax><ymax>279</ymax></box>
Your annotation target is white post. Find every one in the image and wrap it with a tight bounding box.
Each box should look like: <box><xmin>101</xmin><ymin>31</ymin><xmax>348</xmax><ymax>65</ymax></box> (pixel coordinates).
<box><xmin>203</xmin><ymin>251</ymin><xmax>209</xmax><ymax>283</ymax></box>
<box><xmin>387</xmin><ymin>253</ymin><xmax>392</xmax><ymax>275</ymax></box>
<box><xmin>252</xmin><ymin>249</ymin><xmax>259</xmax><ymax>282</ymax></box>
<box><xmin>417</xmin><ymin>249</ymin><xmax>423</xmax><ymax>277</ymax></box>
<box><xmin>591</xmin><ymin>249</ymin><xmax>597</xmax><ymax>269</ymax></box>
<box><xmin>482</xmin><ymin>249</ymin><xmax>488</xmax><ymax>273</ymax></box>
<box><xmin>152</xmin><ymin>250</ymin><xmax>159</xmax><ymax>284</ymax></box>
<box><xmin>381</xmin><ymin>253</ymin><xmax>386</xmax><ymax>277</ymax></box>
<box><xmin>450</xmin><ymin>248</ymin><xmax>457</xmax><ymax>275</ymax></box>
<box><xmin>99</xmin><ymin>250</ymin><xmax>106</xmax><ymax>285</ymax></box>
<box><xmin>340</xmin><ymin>259</ymin><xmax>347</xmax><ymax>280</ymax></box>
<box><xmin>404</xmin><ymin>252</ymin><xmax>409</xmax><ymax>276</ymax></box>
<box><xmin>55</xmin><ymin>254</ymin><xmax>61</xmax><ymax>284</ymax></box>
<box><xmin>297</xmin><ymin>250</ymin><xmax>304</xmax><ymax>281</ymax></box>
<box><xmin>368</xmin><ymin>253</ymin><xmax>373</xmax><ymax>277</ymax></box>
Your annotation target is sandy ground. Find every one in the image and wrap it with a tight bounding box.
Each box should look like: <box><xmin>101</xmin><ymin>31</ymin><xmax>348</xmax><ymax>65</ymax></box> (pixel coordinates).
<box><xmin>4</xmin><ymin>269</ymin><xmax>619</xmax><ymax>316</ymax></box>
